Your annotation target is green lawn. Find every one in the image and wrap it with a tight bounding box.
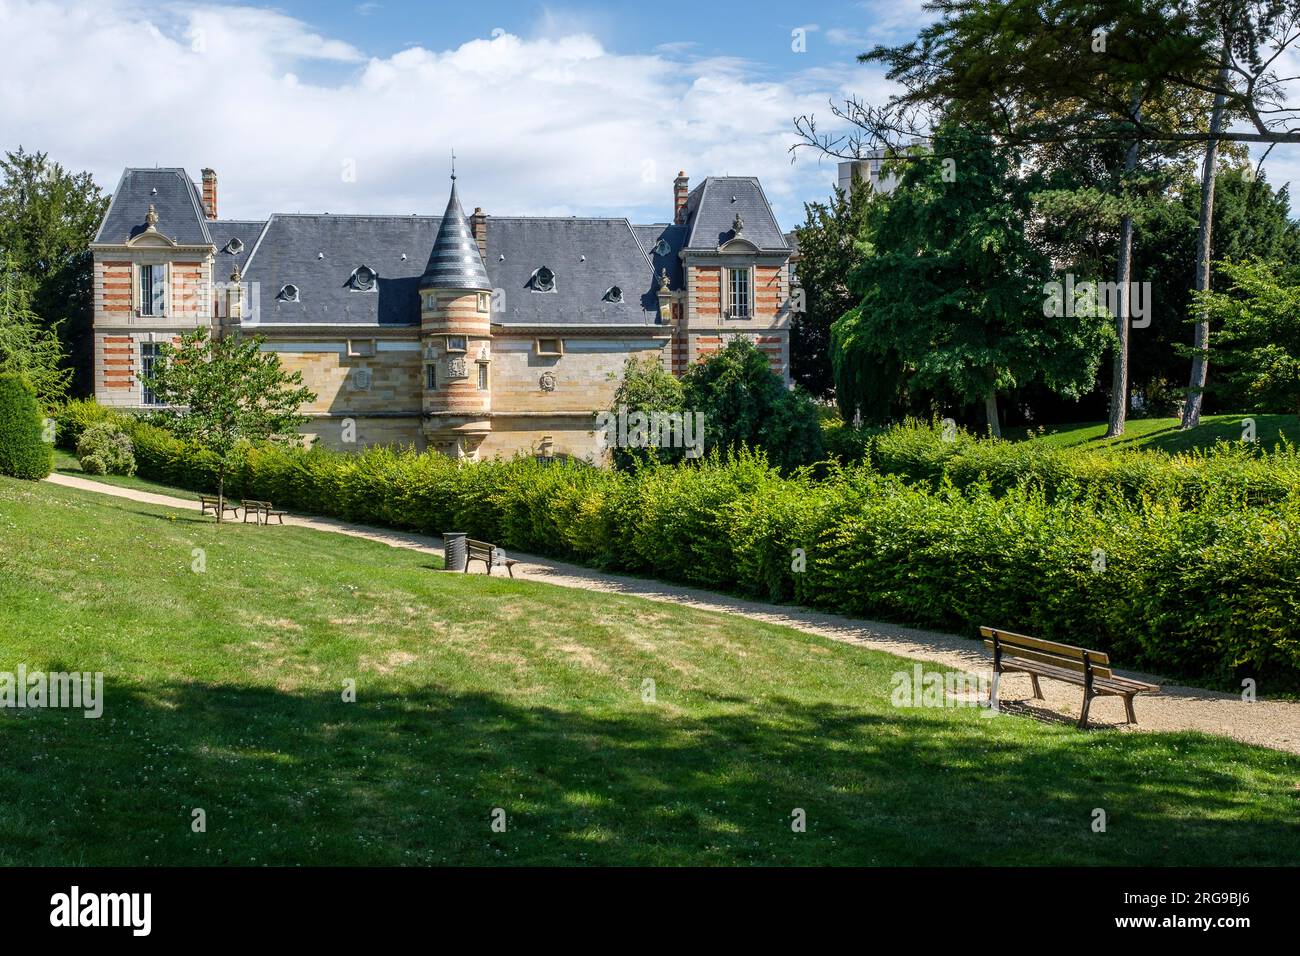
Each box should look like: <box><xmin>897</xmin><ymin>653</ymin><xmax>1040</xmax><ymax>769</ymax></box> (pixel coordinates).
<box><xmin>1014</xmin><ymin>413</ymin><xmax>1298</xmax><ymax>453</ymax></box>
<box><xmin>1</xmin><ymin>476</ymin><xmax>1297</xmax><ymax>866</ymax></box>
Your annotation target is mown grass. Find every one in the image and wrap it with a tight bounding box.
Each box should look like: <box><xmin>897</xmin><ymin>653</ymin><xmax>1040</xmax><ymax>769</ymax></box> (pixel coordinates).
<box><xmin>1016</xmin><ymin>413</ymin><xmax>1298</xmax><ymax>453</ymax></box>
<box><xmin>0</xmin><ymin>477</ymin><xmax>1297</xmax><ymax>866</ymax></box>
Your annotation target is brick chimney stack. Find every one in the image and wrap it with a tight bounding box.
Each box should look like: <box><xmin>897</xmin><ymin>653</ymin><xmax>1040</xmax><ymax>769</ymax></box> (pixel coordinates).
<box><xmin>201</xmin><ymin>168</ymin><xmax>218</xmax><ymax>220</ymax></box>
<box><xmin>471</xmin><ymin>207</ymin><xmax>488</xmax><ymax>260</ymax></box>
<box><xmin>673</xmin><ymin>171</ymin><xmax>689</xmax><ymax>225</ymax></box>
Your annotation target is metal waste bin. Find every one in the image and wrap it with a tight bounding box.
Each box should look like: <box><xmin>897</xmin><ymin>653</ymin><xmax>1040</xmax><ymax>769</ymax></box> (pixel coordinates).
<box><xmin>443</xmin><ymin>532</ymin><xmax>468</xmax><ymax>572</ymax></box>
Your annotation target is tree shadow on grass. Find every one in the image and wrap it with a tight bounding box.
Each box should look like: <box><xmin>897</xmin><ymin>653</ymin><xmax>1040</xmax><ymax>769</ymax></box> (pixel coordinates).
<box><xmin>0</xmin><ymin>680</ymin><xmax>1295</xmax><ymax>866</ymax></box>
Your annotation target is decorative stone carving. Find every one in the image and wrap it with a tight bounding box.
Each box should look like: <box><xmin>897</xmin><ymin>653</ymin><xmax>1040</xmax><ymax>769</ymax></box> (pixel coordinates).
<box><xmin>539</xmin><ymin>371</ymin><xmax>556</xmax><ymax>392</ymax></box>
<box><xmin>447</xmin><ymin>356</ymin><xmax>468</xmax><ymax>379</ymax></box>
<box><xmin>351</xmin><ymin>368</ymin><xmax>372</xmax><ymax>391</ymax></box>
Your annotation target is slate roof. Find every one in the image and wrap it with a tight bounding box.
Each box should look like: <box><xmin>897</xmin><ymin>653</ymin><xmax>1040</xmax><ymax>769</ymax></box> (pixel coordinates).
<box><xmin>242</xmin><ymin>215</ymin><xmax>437</xmax><ymax>325</ymax></box>
<box><xmin>94</xmin><ymin>168</ymin><xmax>212</xmax><ymax>245</ymax></box>
<box><xmin>632</xmin><ymin>223</ymin><xmax>686</xmax><ymax>291</ymax></box>
<box><xmin>209</xmin><ymin>220</ymin><xmax>266</xmax><ymax>278</ymax></box>
<box><xmin>94</xmin><ymin>168</ymin><xmax>789</xmax><ymax>328</ymax></box>
<box><xmin>420</xmin><ymin>179</ymin><xmax>491</xmax><ymax>291</ymax></box>
<box><xmin>485</xmin><ymin>217</ymin><xmax>658</xmax><ymax>326</ymax></box>
<box><xmin>682</xmin><ymin>176</ymin><xmax>790</xmax><ymax>253</ymax></box>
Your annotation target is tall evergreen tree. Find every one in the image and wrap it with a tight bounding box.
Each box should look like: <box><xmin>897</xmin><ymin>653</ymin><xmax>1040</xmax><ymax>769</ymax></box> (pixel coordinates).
<box><xmin>832</xmin><ymin>125</ymin><xmax>1114</xmax><ymax>435</ymax></box>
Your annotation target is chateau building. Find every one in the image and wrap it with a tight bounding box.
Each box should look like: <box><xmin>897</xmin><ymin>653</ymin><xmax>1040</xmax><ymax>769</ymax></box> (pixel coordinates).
<box><xmin>90</xmin><ymin>166</ymin><xmax>794</xmax><ymax>461</ymax></box>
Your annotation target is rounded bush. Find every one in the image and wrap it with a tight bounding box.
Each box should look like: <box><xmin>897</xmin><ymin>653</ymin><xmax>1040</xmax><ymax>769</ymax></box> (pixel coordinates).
<box><xmin>0</xmin><ymin>373</ymin><xmax>53</xmax><ymax>479</ymax></box>
<box><xmin>76</xmin><ymin>422</ymin><xmax>136</xmax><ymax>476</ymax></box>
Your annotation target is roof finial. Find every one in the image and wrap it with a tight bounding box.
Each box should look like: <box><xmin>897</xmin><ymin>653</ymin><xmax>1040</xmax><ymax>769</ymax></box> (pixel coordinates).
<box><xmin>450</xmin><ymin>148</ymin><xmax>456</xmax><ymax>181</ymax></box>
<box><xmin>144</xmin><ymin>203</ymin><xmax>159</xmax><ymax>231</ymax></box>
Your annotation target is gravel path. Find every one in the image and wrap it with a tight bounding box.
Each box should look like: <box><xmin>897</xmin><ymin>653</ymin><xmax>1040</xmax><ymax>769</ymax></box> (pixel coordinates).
<box><xmin>46</xmin><ymin>472</ymin><xmax>1300</xmax><ymax>755</ymax></box>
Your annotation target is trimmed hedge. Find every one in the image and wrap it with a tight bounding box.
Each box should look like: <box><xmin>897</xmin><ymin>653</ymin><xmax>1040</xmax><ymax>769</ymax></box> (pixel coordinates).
<box><xmin>0</xmin><ymin>373</ymin><xmax>53</xmax><ymax>479</ymax></box>
<box><xmin>123</xmin><ymin>422</ymin><xmax>1300</xmax><ymax>690</ymax></box>
<box><xmin>851</xmin><ymin>420</ymin><xmax>1300</xmax><ymax>508</ymax></box>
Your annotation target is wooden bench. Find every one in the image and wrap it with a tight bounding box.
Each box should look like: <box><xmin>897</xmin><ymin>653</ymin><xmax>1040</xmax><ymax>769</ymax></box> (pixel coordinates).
<box><xmin>199</xmin><ymin>495</ymin><xmax>239</xmax><ymax>520</ymax></box>
<box><xmin>465</xmin><ymin>538</ymin><xmax>518</xmax><ymax>577</ymax></box>
<box><xmin>981</xmin><ymin>626</ymin><xmax>1159</xmax><ymax>728</ymax></box>
<box><xmin>241</xmin><ymin>499</ymin><xmax>286</xmax><ymax>525</ymax></box>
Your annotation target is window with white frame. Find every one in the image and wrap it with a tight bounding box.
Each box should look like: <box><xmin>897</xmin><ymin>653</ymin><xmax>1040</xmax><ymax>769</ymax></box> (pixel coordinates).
<box><xmin>140</xmin><ymin>342</ymin><xmax>162</xmax><ymax>405</ymax></box>
<box><xmin>445</xmin><ymin>335</ymin><xmax>467</xmax><ymax>353</ymax></box>
<box><xmin>426</xmin><ymin>364</ymin><xmax>437</xmax><ymax>389</ymax></box>
<box><xmin>139</xmin><ymin>264</ymin><xmax>167</xmax><ymax>316</ymax></box>
<box><xmin>476</xmin><ymin>292</ymin><xmax>490</xmax><ymax>312</ymax></box>
<box><xmin>727</xmin><ymin>267</ymin><xmax>751</xmax><ymax>319</ymax></box>
<box><xmin>477</xmin><ymin>362</ymin><xmax>489</xmax><ymax>391</ymax></box>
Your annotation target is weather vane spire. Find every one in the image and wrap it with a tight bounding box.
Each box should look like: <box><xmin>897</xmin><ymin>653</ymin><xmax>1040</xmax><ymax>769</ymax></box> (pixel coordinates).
<box><xmin>451</xmin><ymin>148</ymin><xmax>456</xmax><ymax>181</ymax></box>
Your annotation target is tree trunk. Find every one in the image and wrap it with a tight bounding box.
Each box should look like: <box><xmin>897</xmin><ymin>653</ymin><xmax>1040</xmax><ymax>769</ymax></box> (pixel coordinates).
<box><xmin>1181</xmin><ymin>58</ymin><xmax>1231</xmax><ymax>430</ymax></box>
<box><xmin>984</xmin><ymin>389</ymin><xmax>1001</xmax><ymax>439</ymax></box>
<box><xmin>217</xmin><ymin>471</ymin><xmax>225</xmax><ymax>524</ymax></box>
<box><xmin>1106</xmin><ymin>93</ymin><xmax>1142</xmax><ymax>439</ymax></box>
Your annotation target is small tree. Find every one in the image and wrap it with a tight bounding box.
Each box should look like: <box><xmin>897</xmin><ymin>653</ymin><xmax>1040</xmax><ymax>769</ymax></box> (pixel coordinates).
<box><xmin>605</xmin><ymin>356</ymin><xmax>687</xmax><ymax>469</ymax></box>
<box><xmin>1195</xmin><ymin>258</ymin><xmax>1300</xmax><ymax>415</ymax></box>
<box><xmin>681</xmin><ymin>338</ymin><xmax>824</xmax><ymax>470</ymax></box>
<box><xmin>141</xmin><ymin>329</ymin><xmax>315</xmax><ymax>520</ymax></box>
<box><xmin>0</xmin><ymin>253</ymin><xmax>71</xmax><ymax>404</ymax></box>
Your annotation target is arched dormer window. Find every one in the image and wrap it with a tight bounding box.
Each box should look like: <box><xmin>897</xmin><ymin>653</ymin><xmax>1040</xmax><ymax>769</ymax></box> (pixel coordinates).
<box><xmin>348</xmin><ymin>265</ymin><xmax>377</xmax><ymax>291</ymax></box>
<box><xmin>528</xmin><ymin>266</ymin><xmax>556</xmax><ymax>293</ymax></box>
<box><xmin>603</xmin><ymin>286</ymin><xmax>623</xmax><ymax>303</ymax></box>
<box><xmin>224</xmin><ymin>237</ymin><xmax>244</xmax><ymax>255</ymax></box>
<box><xmin>276</xmin><ymin>284</ymin><xmax>299</xmax><ymax>302</ymax></box>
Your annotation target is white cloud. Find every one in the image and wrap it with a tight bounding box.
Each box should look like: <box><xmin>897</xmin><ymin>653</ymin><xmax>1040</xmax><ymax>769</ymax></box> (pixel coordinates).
<box><xmin>0</xmin><ymin>0</ymin><xmax>890</xmax><ymax>226</ymax></box>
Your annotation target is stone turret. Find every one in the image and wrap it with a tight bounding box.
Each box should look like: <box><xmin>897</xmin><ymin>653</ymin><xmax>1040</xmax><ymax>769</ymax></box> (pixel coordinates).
<box><xmin>420</xmin><ymin>175</ymin><xmax>493</xmax><ymax>459</ymax></box>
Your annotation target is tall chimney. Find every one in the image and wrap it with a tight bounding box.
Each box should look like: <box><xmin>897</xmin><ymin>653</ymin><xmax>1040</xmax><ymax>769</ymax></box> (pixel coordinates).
<box><xmin>471</xmin><ymin>207</ymin><xmax>488</xmax><ymax>261</ymax></box>
<box><xmin>201</xmin><ymin>168</ymin><xmax>218</xmax><ymax>220</ymax></box>
<box><xmin>673</xmin><ymin>171</ymin><xmax>689</xmax><ymax>225</ymax></box>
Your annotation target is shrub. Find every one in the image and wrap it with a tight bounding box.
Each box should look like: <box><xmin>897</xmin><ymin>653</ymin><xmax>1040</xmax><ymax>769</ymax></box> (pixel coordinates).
<box><xmin>76</xmin><ymin>422</ymin><xmax>136</xmax><ymax>476</ymax></box>
<box><xmin>53</xmin><ymin>398</ymin><xmax>131</xmax><ymax>450</ymax></box>
<box><xmin>869</xmin><ymin>419</ymin><xmax>1300</xmax><ymax>508</ymax></box>
<box><xmin>0</xmin><ymin>372</ymin><xmax>52</xmax><ymax>479</ymax></box>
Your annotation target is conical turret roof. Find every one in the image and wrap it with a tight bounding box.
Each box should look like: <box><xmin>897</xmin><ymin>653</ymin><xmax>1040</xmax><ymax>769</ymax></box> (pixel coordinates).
<box><xmin>420</xmin><ymin>177</ymin><xmax>491</xmax><ymax>291</ymax></box>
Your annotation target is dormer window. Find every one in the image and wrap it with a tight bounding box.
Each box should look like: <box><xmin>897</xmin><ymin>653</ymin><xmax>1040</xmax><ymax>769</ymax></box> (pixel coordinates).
<box><xmin>276</xmin><ymin>284</ymin><xmax>299</xmax><ymax>302</ymax></box>
<box><xmin>654</xmin><ymin>238</ymin><xmax>670</xmax><ymax>256</ymax></box>
<box><xmin>224</xmin><ymin>237</ymin><xmax>244</xmax><ymax>255</ymax></box>
<box><xmin>348</xmin><ymin>265</ymin><xmax>377</xmax><ymax>291</ymax></box>
<box><xmin>529</xmin><ymin>266</ymin><xmax>556</xmax><ymax>293</ymax></box>
<box><xmin>603</xmin><ymin>286</ymin><xmax>623</xmax><ymax>303</ymax></box>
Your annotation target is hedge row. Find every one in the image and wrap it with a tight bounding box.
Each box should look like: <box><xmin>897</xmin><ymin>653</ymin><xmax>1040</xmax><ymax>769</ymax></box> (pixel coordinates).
<box><xmin>122</xmin><ymin>420</ymin><xmax>1300</xmax><ymax>690</ymax></box>
<box><xmin>832</xmin><ymin>419</ymin><xmax>1300</xmax><ymax>508</ymax></box>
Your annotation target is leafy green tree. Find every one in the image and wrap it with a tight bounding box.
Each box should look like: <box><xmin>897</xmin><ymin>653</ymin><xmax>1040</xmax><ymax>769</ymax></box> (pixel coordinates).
<box><xmin>790</xmin><ymin>180</ymin><xmax>875</xmax><ymax>397</ymax></box>
<box><xmin>0</xmin><ymin>253</ymin><xmax>71</xmax><ymax>404</ymax></box>
<box><xmin>680</xmin><ymin>338</ymin><xmax>824</xmax><ymax>470</ymax></box>
<box><xmin>1195</xmin><ymin>258</ymin><xmax>1300</xmax><ymax>414</ymax></box>
<box><xmin>605</xmin><ymin>355</ymin><xmax>686</xmax><ymax>469</ymax></box>
<box><xmin>833</xmin><ymin>124</ymin><xmax>1114</xmax><ymax>436</ymax></box>
<box><xmin>141</xmin><ymin>329</ymin><xmax>316</xmax><ymax>519</ymax></box>
<box><xmin>0</xmin><ymin>148</ymin><xmax>108</xmax><ymax>394</ymax></box>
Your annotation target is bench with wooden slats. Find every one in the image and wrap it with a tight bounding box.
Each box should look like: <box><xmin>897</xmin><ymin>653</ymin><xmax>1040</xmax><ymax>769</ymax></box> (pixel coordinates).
<box><xmin>980</xmin><ymin>626</ymin><xmax>1159</xmax><ymax>728</ymax></box>
<box><xmin>241</xmin><ymin>499</ymin><xmax>286</xmax><ymax>525</ymax></box>
<box><xmin>465</xmin><ymin>538</ymin><xmax>518</xmax><ymax>577</ymax></box>
<box><xmin>199</xmin><ymin>495</ymin><xmax>239</xmax><ymax>520</ymax></box>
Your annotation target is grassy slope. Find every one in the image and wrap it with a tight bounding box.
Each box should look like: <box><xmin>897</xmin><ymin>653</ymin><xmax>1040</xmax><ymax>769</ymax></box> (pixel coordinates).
<box><xmin>1014</xmin><ymin>413</ymin><xmax>1298</xmax><ymax>454</ymax></box>
<box><xmin>0</xmin><ymin>477</ymin><xmax>1297</xmax><ymax>866</ymax></box>
<box><xmin>53</xmin><ymin>448</ymin><xmax>201</xmax><ymax>501</ymax></box>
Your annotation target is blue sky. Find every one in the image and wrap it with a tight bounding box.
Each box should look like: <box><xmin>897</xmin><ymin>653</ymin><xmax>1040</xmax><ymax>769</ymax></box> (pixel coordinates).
<box><xmin>1</xmin><ymin>0</ymin><xmax>926</xmax><ymax>227</ymax></box>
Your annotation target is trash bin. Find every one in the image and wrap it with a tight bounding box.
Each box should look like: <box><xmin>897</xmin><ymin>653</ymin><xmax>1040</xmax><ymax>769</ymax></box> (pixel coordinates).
<box><xmin>443</xmin><ymin>532</ymin><xmax>468</xmax><ymax>572</ymax></box>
